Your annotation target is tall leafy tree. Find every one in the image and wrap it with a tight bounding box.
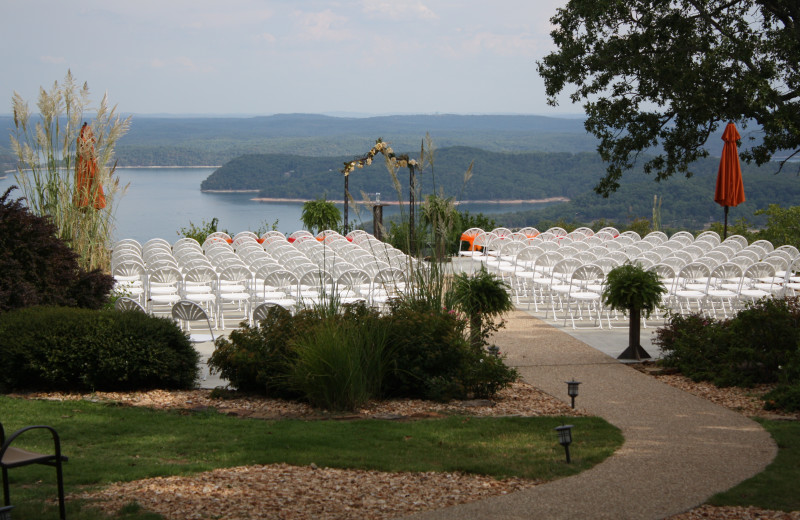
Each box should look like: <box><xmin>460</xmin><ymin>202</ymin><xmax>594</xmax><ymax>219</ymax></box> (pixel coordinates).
<box><xmin>538</xmin><ymin>1</ymin><xmax>800</xmax><ymax>196</ymax></box>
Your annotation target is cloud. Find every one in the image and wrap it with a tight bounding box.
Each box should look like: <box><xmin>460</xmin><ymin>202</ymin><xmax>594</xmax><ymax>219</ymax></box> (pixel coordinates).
<box><xmin>180</xmin><ymin>8</ymin><xmax>273</xmax><ymax>30</ymax></box>
<box><xmin>460</xmin><ymin>31</ymin><xmax>546</xmax><ymax>57</ymax></box>
<box><xmin>40</xmin><ymin>56</ymin><xmax>66</xmax><ymax>64</ymax></box>
<box><xmin>149</xmin><ymin>56</ymin><xmax>215</xmax><ymax>73</ymax></box>
<box><xmin>291</xmin><ymin>9</ymin><xmax>353</xmax><ymax>42</ymax></box>
<box><xmin>361</xmin><ymin>0</ymin><xmax>438</xmax><ymax>21</ymax></box>
<box><xmin>254</xmin><ymin>32</ymin><xmax>277</xmax><ymax>44</ymax></box>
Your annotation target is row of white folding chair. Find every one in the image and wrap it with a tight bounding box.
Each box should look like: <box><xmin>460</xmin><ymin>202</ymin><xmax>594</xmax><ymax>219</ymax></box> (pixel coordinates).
<box><xmin>257</xmin><ymin>266</ymin><xmax>407</xmax><ymax>311</ymax></box>
<box><xmin>659</xmin><ymin>261</ymin><xmax>785</xmax><ymax>318</ymax></box>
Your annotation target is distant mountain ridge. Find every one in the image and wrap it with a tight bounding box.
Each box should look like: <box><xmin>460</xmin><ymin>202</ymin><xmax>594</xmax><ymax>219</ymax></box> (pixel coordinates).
<box><xmin>0</xmin><ymin>113</ymin><xmax>599</xmax><ymax>168</ymax></box>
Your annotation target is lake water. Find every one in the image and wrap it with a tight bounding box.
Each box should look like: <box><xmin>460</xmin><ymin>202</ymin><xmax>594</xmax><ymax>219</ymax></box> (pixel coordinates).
<box><xmin>0</xmin><ymin>168</ymin><xmax>551</xmax><ymax>243</ymax></box>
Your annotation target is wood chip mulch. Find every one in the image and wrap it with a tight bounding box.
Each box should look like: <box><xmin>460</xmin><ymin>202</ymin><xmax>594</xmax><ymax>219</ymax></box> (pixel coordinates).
<box><xmin>74</xmin><ymin>464</ymin><xmax>541</xmax><ymax>520</ymax></box>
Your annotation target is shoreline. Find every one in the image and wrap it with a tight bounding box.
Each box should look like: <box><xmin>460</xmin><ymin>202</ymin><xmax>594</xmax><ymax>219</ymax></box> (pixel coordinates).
<box><xmin>117</xmin><ymin>165</ymin><xmax>222</xmax><ymax>169</ymax></box>
<box><xmin>241</xmin><ymin>196</ymin><xmax>570</xmax><ymax>205</ymax></box>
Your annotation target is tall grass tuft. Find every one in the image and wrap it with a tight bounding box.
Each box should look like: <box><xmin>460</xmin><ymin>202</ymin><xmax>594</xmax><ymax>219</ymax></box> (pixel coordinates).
<box><xmin>289</xmin><ymin>310</ymin><xmax>391</xmax><ymax>411</ymax></box>
<box><xmin>10</xmin><ymin>70</ymin><xmax>130</xmax><ymax>271</ymax></box>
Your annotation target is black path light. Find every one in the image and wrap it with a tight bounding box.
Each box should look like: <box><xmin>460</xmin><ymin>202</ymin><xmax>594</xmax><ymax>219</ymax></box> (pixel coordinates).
<box><xmin>554</xmin><ymin>424</ymin><xmax>574</xmax><ymax>463</ymax></box>
<box><xmin>566</xmin><ymin>379</ymin><xmax>581</xmax><ymax>409</ymax></box>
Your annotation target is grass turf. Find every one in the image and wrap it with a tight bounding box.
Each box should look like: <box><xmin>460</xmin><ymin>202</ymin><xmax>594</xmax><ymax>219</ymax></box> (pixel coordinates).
<box><xmin>708</xmin><ymin>418</ymin><xmax>800</xmax><ymax>512</ymax></box>
<box><xmin>1</xmin><ymin>395</ymin><xmax>622</xmax><ymax>519</ymax></box>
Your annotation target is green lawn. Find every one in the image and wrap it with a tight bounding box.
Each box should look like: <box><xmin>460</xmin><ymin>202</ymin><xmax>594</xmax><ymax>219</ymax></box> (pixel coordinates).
<box><xmin>708</xmin><ymin>419</ymin><xmax>800</xmax><ymax>512</ymax></box>
<box><xmin>1</xmin><ymin>395</ymin><xmax>622</xmax><ymax>519</ymax></box>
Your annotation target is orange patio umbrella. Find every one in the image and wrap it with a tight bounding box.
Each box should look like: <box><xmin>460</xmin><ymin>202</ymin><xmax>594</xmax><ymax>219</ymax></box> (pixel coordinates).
<box><xmin>75</xmin><ymin>122</ymin><xmax>106</xmax><ymax>209</ymax></box>
<box><xmin>714</xmin><ymin>122</ymin><xmax>745</xmax><ymax>239</ymax></box>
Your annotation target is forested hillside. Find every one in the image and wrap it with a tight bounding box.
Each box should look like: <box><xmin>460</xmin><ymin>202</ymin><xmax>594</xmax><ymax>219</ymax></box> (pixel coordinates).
<box><xmin>202</xmin><ymin>148</ymin><xmax>607</xmax><ymax>201</ymax></box>
<box><xmin>201</xmin><ymin>147</ymin><xmax>800</xmax><ymax>229</ymax></box>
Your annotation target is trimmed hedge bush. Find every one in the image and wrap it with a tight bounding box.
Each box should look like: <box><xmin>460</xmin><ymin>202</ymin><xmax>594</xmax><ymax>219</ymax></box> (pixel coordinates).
<box><xmin>0</xmin><ymin>306</ymin><xmax>199</xmax><ymax>392</ymax></box>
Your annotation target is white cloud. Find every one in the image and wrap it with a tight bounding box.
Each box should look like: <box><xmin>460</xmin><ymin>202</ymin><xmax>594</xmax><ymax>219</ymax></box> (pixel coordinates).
<box><xmin>180</xmin><ymin>8</ymin><xmax>274</xmax><ymax>30</ymax></box>
<box><xmin>291</xmin><ymin>9</ymin><xmax>353</xmax><ymax>42</ymax></box>
<box><xmin>149</xmin><ymin>56</ymin><xmax>214</xmax><ymax>74</ymax></box>
<box><xmin>361</xmin><ymin>0</ymin><xmax>438</xmax><ymax>21</ymax></box>
<box><xmin>254</xmin><ymin>32</ymin><xmax>277</xmax><ymax>44</ymax></box>
<box><xmin>40</xmin><ymin>55</ymin><xmax>66</xmax><ymax>64</ymax></box>
<box><xmin>461</xmin><ymin>31</ymin><xmax>542</xmax><ymax>56</ymax></box>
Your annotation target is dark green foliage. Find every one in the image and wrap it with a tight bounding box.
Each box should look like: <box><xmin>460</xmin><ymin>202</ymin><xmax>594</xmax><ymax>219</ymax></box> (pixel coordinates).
<box><xmin>0</xmin><ymin>306</ymin><xmax>199</xmax><ymax>391</ymax></box>
<box><xmin>656</xmin><ymin>298</ymin><xmax>800</xmax><ymax>389</ymax></box>
<box><xmin>177</xmin><ymin>217</ymin><xmax>230</xmax><ymax>244</ymax></box>
<box><xmin>300</xmin><ymin>196</ymin><xmax>341</xmax><ymax>235</ymax></box>
<box><xmin>382</xmin><ymin>305</ymin><xmax>470</xmax><ymax>400</ymax></box>
<box><xmin>207</xmin><ymin>300</ymin><xmax>518</xmax><ymax>407</ymax></box>
<box><xmin>763</xmin><ymin>347</ymin><xmax>800</xmax><ymax>411</ymax></box>
<box><xmin>655</xmin><ymin>314</ymin><xmax>731</xmax><ymax>383</ymax></box>
<box><xmin>208</xmin><ymin>305</ymin><xmax>305</xmax><ymax>397</ymax></box>
<box><xmin>538</xmin><ymin>1</ymin><xmax>800</xmax><ymax>195</ymax></box>
<box><xmin>0</xmin><ymin>186</ymin><xmax>114</xmax><ymax>313</ymax></box>
<box><xmin>452</xmin><ymin>267</ymin><xmax>515</xmax><ymax>350</ymax></box>
<box><xmin>602</xmin><ymin>264</ymin><xmax>666</xmax><ymax>317</ymax></box>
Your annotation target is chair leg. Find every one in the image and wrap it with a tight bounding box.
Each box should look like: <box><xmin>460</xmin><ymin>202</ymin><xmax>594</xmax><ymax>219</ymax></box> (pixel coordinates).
<box><xmin>2</xmin><ymin>467</ymin><xmax>9</xmax><ymax>506</ymax></box>
<box><xmin>56</xmin><ymin>458</ymin><xmax>66</xmax><ymax>520</ymax></box>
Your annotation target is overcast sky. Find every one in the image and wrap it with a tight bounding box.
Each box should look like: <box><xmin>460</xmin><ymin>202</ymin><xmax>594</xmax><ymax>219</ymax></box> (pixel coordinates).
<box><xmin>1</xmin><ymin>0</ymin><xmax>577</xmax><ymax>117</ymax></box>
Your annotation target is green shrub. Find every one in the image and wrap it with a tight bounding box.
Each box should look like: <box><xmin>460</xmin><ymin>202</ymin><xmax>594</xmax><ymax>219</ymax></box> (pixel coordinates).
<box><xmin>763</xmin><ymin>337</ymin><xmax>800</xmax><ymax>412</ymax></box>
<box><xmin>209</xmin><ymin>299</ymin><xmax>518</xmax><ymax>408</ymax></box>
<box><xmin>656</xmin><ymin>314</ymin><xmax>731</xmax><ymax>383</ymax></box>
<box><xmin>722</xmin><ymin>298</ymin><xmax>800</xmax><ymax>386</ymax></box>
<box><xmin>656</xmin><ymin>298</ymin><xmax>800</xmax><ymax>388</ymax></box>
<box><xmin>207</xmin><ymin>304</ymin><xmax>305</xmax><ymax>397</ymax></box>
<box><xmin>383</xmin><ymin>305</ymin><xmax>517</xmax><ymax>401</ymax></box>
<box><xmin>0</xmin><ymin>306</ymin><xmax>199</xmax><ymax>391</ymax></box>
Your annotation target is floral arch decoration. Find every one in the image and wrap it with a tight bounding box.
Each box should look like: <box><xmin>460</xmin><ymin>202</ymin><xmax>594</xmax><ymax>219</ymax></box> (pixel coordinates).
<box><xmin>338</xmin><ymin>138</ymin><xmax>421</xmax><ymax>250</ymax></box>
<box><xmin>340</xmin><ymin>138</ymin><xmax>419</xmax><ymax>177</ymax></box>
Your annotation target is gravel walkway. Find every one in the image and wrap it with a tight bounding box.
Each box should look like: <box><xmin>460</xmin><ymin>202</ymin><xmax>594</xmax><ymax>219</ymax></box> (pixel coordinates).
<box><xmin>402</xmin><ymin>310</ymin><xmax>778</xmax><ymax>520</ymax></box>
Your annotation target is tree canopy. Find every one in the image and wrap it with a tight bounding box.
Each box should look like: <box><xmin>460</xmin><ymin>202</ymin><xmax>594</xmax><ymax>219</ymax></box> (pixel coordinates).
<box><xmin>538</xmin><ymin>0</ymin><xmax>800</xmax><ymax>196</ymax></box>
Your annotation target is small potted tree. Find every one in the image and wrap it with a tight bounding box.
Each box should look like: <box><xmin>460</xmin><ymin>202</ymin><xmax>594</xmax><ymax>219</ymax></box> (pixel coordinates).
<box><xmin>300</xmin><ymin>196</ymin><xmax>342</xmax><ymax>235</ymax></box>
<box><xmin>601</xmin><ymin>263</ymin><xmax>667</xmax><ymax>361</ymax></box>
<box><xmin>451</xmin><ymin>267</ymin><xmax>515</xmax><ymax>350</ymax></box>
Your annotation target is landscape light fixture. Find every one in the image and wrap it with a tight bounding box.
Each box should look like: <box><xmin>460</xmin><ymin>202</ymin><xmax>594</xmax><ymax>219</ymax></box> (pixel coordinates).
<box><xmin>566</xmin><ymin>379</ymin><xmax>581</xmax><ymax>409</ymax></box>
<box><xmin>554</xmin><ymin>424</ymin><xmax>574</xmax><ymax>464</ymax></box>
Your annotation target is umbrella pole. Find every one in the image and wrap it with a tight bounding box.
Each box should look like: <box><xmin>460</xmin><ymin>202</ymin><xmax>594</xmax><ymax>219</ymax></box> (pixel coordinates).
<box><xmin>723</xmin><ymin>205</ymin><xmax>729</xmax><ymax>240</ymax></box>
<box><xmin>343</xmin><ymin>175</ymin><xmax>349</xmax><ymax>235</ymax></box>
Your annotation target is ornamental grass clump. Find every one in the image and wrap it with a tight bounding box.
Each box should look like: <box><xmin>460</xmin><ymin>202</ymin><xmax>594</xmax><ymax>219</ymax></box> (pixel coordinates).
<box><xmin>288</xmin><ymin>309</ymin><xmax>391</xmax><ymax>411</ymax></box>
<box><xmin>10</xmin><ymin>70</ymin><xmax>130</xmax><ymax>271</ymax></box>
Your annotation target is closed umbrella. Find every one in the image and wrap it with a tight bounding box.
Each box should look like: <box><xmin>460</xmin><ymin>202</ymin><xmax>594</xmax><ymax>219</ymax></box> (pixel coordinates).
<box><xmin>714</xmin><ymin>122</ymin><xmax>745</xmax><ymax>239</ymax></box>
<box><xmin>75</xmin><ymin>122</ymin><xmax>106</xmax><ymax>209</ymax></box>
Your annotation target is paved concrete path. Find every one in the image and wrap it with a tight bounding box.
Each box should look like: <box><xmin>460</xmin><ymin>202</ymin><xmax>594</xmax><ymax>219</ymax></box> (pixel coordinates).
<box><xmin>403</xmin><ymin>311</ymin><xmax>777</xmax><ymax>520</ymax></box>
